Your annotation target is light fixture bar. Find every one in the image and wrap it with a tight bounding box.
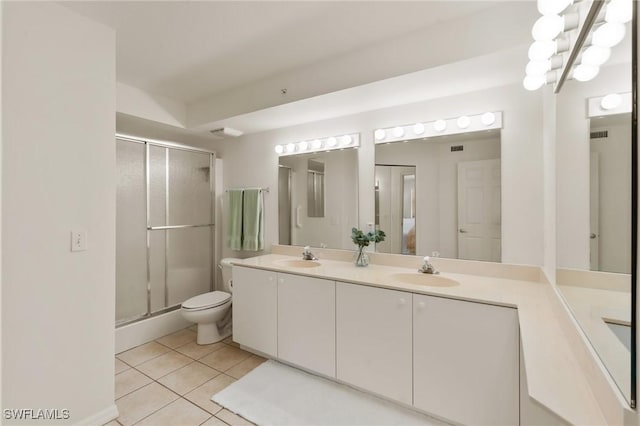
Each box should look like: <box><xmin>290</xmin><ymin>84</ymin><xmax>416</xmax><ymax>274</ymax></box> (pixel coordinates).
<box><xmin>275</xmin><ymin>133</ymin><xmax>360</xmax><ymax>157</ymax></box>
<box><xmin>373</xmin><ymin>111</ymin><xmax>502</xmax><ymax>145</ymax></box>
<box><xmin>555</xmin><ymin>0</ymin><xmax>606</xmax><ymax>93</ymax></box>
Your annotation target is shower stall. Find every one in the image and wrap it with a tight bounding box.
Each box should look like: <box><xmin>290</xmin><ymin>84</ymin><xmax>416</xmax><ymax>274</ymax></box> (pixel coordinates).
<box><xmin>116</xmin><ymin>136</ymin><xmax>216</xmax><ymax>327</ymax></box>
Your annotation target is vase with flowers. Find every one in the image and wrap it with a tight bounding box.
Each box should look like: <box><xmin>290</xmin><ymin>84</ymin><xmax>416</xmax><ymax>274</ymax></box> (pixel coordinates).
<box><xmin>351</xmin><ymin>227</ymin><xmax>386</xmax><ymax>267</ymax></box>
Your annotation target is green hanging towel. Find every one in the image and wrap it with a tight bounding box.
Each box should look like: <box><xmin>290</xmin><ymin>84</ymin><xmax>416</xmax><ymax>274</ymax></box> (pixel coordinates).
<box><xmin>242</xmin><ymin>188</ymin><xmax>264</xmax><ymax>251</ymax></box>
<box><xmin>226</xmin><ymin>189</ymin><xmax>244</xmax><ymax>250</ymax></box>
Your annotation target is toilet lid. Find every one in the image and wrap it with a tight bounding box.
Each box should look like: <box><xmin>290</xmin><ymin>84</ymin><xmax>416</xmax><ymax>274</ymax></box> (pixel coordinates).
<box><xmin>182</xmin><ymin>291</ymin><xmax>231</xmax><ymax>310</ymax></box>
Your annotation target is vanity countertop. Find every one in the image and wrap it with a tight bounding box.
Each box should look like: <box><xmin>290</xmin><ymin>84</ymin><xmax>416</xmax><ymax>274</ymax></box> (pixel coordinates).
<box><xmin>234</xmin><ymin>251</ymin><xmax>608</xmax><ymax>425</ymax></box>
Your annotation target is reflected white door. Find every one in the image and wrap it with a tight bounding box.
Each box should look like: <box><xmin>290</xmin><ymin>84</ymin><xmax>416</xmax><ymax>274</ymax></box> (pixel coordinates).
<box><xmin>590</xmin><ymin>152</ymin><xmax>600</xmax><ymax>270</ymax></box>
<box><xmin>457</xmin><ymin>159</ymin><xmax>501</xmax><ymax>261</ymax></box>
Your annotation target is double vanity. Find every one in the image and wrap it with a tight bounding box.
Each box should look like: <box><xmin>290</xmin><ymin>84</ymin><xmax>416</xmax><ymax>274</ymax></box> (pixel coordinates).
<box><xmin>230</xmin><ymin>245</ymin><xmax>607</xmax><ymax>425</ymax></box>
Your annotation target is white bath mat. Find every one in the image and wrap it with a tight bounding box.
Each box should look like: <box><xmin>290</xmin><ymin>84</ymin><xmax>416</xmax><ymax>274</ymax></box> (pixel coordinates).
<box><xmin>211</xmin><ymin>360</ymin><xmax>446</xmax><ymax>426</ymax></box>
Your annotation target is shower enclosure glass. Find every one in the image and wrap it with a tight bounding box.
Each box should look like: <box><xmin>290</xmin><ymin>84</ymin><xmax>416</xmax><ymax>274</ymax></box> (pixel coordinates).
<box><xmin>116</xmin><ymin>137</ymin><xmax>215</xmax><ymax>326</ymax></box>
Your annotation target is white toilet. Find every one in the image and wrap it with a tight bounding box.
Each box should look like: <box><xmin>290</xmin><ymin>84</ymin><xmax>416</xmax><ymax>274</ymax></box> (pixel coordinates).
<box><xmin>180</xmin><ymin>258</ymin><xmax>239</xmax><ymax>345</ymax></box>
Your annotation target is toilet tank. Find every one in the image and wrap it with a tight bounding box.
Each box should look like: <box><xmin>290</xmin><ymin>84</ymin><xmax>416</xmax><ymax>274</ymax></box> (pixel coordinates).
<box><xmin>220</xmin><ymin>258</ymin><xmax>242</xmax><ymax>293</ymax></box>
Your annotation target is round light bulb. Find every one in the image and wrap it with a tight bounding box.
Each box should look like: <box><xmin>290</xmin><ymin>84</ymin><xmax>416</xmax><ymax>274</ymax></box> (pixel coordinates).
<box><xmin>573</xmin><ymin>64</ymin><xmax>600</xmax><ymax>82</ymax></box>
<box><xmin>606</xmin><ymin>0</ymin><xmax>632</xmax><ymax>24</ymax></box>
<box><xmin>285</xmin><ymin>143</ymin><xmax>296</xmax><ymax>153</ymax></box>
<box><xmin>413</xmin><ymin>123</ymin><xmax>425</xmax><ymax>135</ymax></box>
<box><xmin>592</xmin><ymin>22</ymin><xmax>626</xmax><ymax>47</ymax></box>
<box><xmin>537</xmin><ymin>0</ymin><xmax>572</xmax><ymax>15</ymax></box>
<box><xmin>326</xmin><ymin>137</ymin><xmax>337</xmax><ymax>148</ymax></box>
<box><xmin>526</xmin><ymin>60</ymin><xmax>551</xmax><ymax>76</ymax></box>
<box><xmin>523</xmin><ymin>74</ymin><xmax>546</xmax><ymax>91</ymax></box>
<box><xmin>528</xmin><ymin>41</ymin><xmax>556</xmax><ymax>61</ymax></box>
<box><xmin>433</xmin><ymin>120</ymin><xmax>447</xmax><ymax>132</ymax></box>
<box><xmin>481</xmin><ymin>112</ymin><xmax>496</xmax><ymax>126</ymax></box>
<box><xmin>392</xmin><ymin>126</ymin><xmax>405</xmax><ymax>138</ymax></box>
<box><xmin>457</xmin><ymin>116</ymin><xmax>471</xmax><ymax>129</ymax></box>
<box><xmin>600</xmin><ymin>93</ymin><xmax>622</xmax><ymax>110</ymax></box>
<box><xmin>274</xmin><ymin>145</ymin><xmax>284</xmax><ymax>154</ymax></box>
<box><xmin>311</xmin><ymin>139</ymin><xmax>322</xmax><ymax>149</ymax></box>
<box><xmin>298</xmin><ymin>141</ymin><xmax>308</xmax><ymax>151</ymax></box>
<box><xmin>532</xmin><ymin>15</ymin><xmax>564</xmax><ymax>41</ymax></box>
<box><xmin>581</xmin><ymin>45</ymin><xmax>611</xmax><ymax>66</ymax></box>
<box><xmin>374</xmin><ymin>129</ymin><xmax>386</xmax><ymax>141</ymax></box>
<box><xmin>340</xmin><ymin>135</ymin><xmax>353</xmax><ymax>146</ymax></box>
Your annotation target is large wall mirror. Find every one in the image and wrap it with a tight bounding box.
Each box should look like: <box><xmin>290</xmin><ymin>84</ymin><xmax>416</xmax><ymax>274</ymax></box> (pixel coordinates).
<box><xmin>555</xmin><ymin>2</ymin><xmax>635</xmax><ymax>405</ymax></box>
<box><xmin>278</xmin><ymin>148</ymin><xmax>358</xmax><ymax>250</ymax></box>
<box><xmin>375</xmin><ymin>129</ymin><xmax>501</xmax><ymax>261</ymax></box>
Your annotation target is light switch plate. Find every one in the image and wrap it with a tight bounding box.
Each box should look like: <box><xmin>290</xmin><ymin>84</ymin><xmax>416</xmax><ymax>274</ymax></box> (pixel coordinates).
<box><xmin>71</xmin><ymin>229</ymin><xmax>87</xmax><ymax>252</ymax></box>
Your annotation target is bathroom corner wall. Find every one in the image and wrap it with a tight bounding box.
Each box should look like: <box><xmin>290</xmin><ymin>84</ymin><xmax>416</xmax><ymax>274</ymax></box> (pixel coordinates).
<box><xmin>2</xmin><ymin>2</ymin><xmax>117</xmax><ymax>424</ymax></box>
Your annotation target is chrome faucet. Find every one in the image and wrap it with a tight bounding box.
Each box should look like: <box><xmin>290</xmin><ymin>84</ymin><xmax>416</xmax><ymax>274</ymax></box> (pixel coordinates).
<box><xmin>419</xmin><ymin>256</ymin><xmax>439</xmax><ymax>274</ymax></box>
<box><xmin>302</xmin><ymin>246</ymin><xmax>318</xmax><ymax>261</ymax></box>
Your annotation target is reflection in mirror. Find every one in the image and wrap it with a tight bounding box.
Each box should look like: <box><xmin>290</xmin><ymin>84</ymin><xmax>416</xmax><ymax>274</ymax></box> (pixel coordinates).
<box><xmin>375</xmin><ymin>131</ymin><xmax>501</xmax><ymax>261</ymax></box>
<box><xmin>278</xmin><ymin>149</ymin><xmax>358</xmax><ymax>250</ymax></box>
<box><xmin>555</xmin><ymin>14</ymin><xmax>634</xmax><ymax>403</ymax></box>
<box><xmin>590</xmin><ymin>113</ymin><xmax>631</xmax><ymax>273</ymax></box>
<box><xmin>375</xmin><ymin>165</ymin><xmax>416</xmax><ymax>255</ymax></box>
<box><xmin>307</xmin><ymin>159</ymin><xmax>325</xmax><ymax>217</ymax></box>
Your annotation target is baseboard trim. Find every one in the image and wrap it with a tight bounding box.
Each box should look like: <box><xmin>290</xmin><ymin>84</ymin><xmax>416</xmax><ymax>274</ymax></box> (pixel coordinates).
<box><xmin>74</xmin><ymin>404</ymin><xmax>118</xmax><ymax>426</ymax></box>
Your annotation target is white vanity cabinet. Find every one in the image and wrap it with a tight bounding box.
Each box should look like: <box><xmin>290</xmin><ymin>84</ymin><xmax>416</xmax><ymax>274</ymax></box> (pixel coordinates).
<box><xmin>232</xmin><ymin>266</ymin><xmax>278</xmax><ymax>357</ymax></box>
<box><xmin>413</xmin><ymin>293</ymin><xmax>519</xmax><ymax>425</ymax></box>
<box><xmin>277</xmin><ymin>273</ymin><xmax>336</xmax><ymax>377</ymax></box>
<box><xmin>336</xmin><ymin>282</ymin><xmax>413</xmax><ymax>405</ymax></box>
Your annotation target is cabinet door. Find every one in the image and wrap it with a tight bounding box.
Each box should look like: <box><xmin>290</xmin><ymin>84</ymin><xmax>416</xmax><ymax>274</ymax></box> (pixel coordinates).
<box><xmin>336</xmin><ymin>282</ymin><xmax>412</xmax><ymax>404</ymax></box>
<box><xmin>232</xmin><ymin>266</ymin><xmax>277</xmax><ymax>357</ymax></box>
<box><xmin>413</xmin><ymin>294</ymin><xmax>519</xmax><ymax>425</ymax></box>
<box><xmin>278</xmin><ymin>273</ymin><xmax>336</xmax><ymax>377</ymax></box>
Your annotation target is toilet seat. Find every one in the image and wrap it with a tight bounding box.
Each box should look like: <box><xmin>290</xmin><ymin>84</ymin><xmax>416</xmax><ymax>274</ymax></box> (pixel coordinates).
<box><xmin>182</xmin><ymin>291</ymin><xmax>231</xmax><ymax>311</ymax></box>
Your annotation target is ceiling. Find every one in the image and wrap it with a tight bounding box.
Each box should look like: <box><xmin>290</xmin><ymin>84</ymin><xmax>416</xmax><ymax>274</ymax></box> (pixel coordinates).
<box><xmin>61</xmin><ymin>1</ymin><xmax>499</xmax><ymax>104</ymax></box>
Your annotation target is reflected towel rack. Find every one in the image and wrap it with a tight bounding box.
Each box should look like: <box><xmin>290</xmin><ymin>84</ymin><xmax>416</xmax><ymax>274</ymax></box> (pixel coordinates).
<box><xmin>225</xmin><ymin>187</ymin><xmax>269</xmax><ymax>193</ymax></box>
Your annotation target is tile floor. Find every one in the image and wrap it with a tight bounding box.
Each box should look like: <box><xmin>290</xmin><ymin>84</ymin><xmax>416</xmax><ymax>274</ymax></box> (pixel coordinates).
<box><xmin>105</xmin><ymin>327</ymin><xmax>265</xmax><ymax>426</ymax></box>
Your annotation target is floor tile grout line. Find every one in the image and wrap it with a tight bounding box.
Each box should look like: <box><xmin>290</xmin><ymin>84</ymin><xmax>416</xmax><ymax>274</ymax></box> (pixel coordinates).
<box><xmin>127</xmin><ymin>392</ymin><xmax>182</xmax><ymax>426</ymax></box>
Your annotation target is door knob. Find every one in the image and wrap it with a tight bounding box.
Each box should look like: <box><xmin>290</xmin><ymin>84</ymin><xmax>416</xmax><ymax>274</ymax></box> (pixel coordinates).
<box><xmin>459</xmin><ymin>229</ymin><xmax>468</xmax><ymax>233</ymax></box>
<box><xmin>590</xmin><ymin>233</ymin><xmax>597</xmax><ymax>239</ymax></box>
<box><xmin>417</xmin><ymin>301</ymin><xmax>426</xmax><ymax>311</ymax></box>
<box><xmin>399</xmin><ymin>298</ymin><xmax>407</xmax><ymax>306</ymax></box>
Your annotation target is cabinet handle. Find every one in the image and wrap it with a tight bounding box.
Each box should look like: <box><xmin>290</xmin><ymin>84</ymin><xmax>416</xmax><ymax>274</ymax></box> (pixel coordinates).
<box><xmin>268</xmin><ymin>276</ymin><xmax>274</xmax><ymax>282</ymax></box>
<box><xmin>279</xmin><ymin>278</ymin><xmax>284</xmax><ymax>284</ymax></box>
<box><xmin>417</xmin><ymin>301</ymin><xmax>426</xmax><ymax>310</ymax></box>
<box><xmin>399</xmin><ymin>298</ymin><xmax>407</xmax><ymax>306</ymax></box>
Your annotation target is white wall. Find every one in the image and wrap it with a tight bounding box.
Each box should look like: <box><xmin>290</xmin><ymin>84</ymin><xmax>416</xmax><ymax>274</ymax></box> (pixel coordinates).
<box><xmin>2</xmin><ymin>2</ymin><xmax>117</xmax><ymax>424</ymax></box>
<box><xmin>213</xmin><ymin>82</ymin><xmax>544</xmax><ymax>266</ymax></box>
<box><xmin>542</xmin><ymin>86</ymin><xmax>557</xmax><ymax>282</ymax></box>
<box><xmin>556</xmin><ymin>63</ymin><xmax>631</xmax><ymax>270</ymax></box>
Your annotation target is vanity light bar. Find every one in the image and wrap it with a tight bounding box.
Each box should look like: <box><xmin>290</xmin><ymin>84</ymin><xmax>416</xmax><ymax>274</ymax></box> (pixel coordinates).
<box><xmin>275</xmin><ymin>133</ymin><xmax>360</xmax><ymax>157</ymax></box>
<box><xmin>587</xmin><ymin>91</ymin><xmax>632</xmax><ymax>117</ymax></box>
<box><xmin>525</xmin><ymin>0</ymin><xmax>632</xmax><ymax>91</ymax></box>
<box><xmin>373</xmin><ymin>112</ymin><xmax>502</xmax><ymax>145</ymax></box>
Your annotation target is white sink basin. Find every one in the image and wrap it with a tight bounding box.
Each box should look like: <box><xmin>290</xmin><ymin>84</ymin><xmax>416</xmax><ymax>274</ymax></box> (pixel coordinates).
<box><xmin>276</xmin><ymin>259</ymin><xmax>322</xmax><ymax>268</ymax></box>
<box><xmin>388</xmin><ymin>272</ymin><xmax>459</xmax><ymax>287</ymax></box>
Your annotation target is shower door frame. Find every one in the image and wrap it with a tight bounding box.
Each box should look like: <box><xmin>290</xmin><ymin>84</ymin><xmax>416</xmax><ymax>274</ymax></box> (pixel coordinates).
<box><xmin>116</xmin><ymin>134</ymin><xmax>217</xmax><ymax>327</ymax></box>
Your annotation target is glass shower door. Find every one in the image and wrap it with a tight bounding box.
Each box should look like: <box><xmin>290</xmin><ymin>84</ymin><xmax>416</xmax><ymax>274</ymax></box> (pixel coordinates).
<box><xmin>116</xmin><ymin>140</ymin><xmax>147</xmax><ymax>323</ymax></box>
<box><xmin>148</xmin><ymin>146</ymin><xmax>213</xmax><ymax>314</ymax></box>
<box><xmin>116</xmin><ymin>137</ymin><xmax>215</xmax><ymax>325</ymax></box>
